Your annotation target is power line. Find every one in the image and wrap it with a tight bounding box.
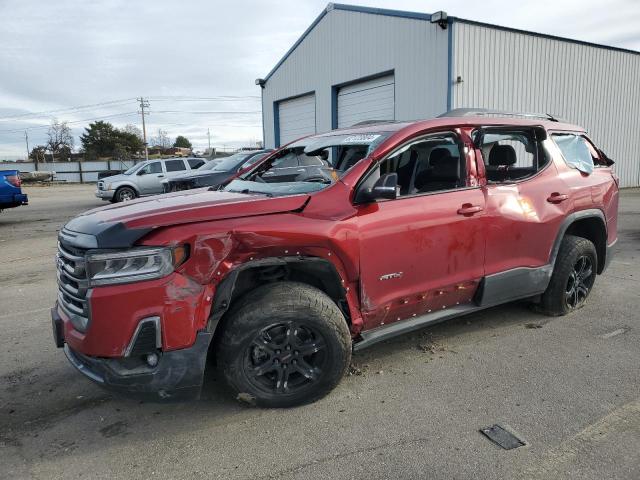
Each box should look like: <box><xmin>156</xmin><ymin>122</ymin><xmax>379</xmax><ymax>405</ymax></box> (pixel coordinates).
<box><xmin>0</xmin><ymin>111</ymin><xmax>139</xmax><ymax>134</ymax></box>
<box><xmin>152</xmin><ymin>110</ymin><xmax>261</xmax><ymax>114</ymax></box>
<box><xmin>0</xmin><ymin>98</ymin><xmax>137</xmax><ymax>122</ymax></box>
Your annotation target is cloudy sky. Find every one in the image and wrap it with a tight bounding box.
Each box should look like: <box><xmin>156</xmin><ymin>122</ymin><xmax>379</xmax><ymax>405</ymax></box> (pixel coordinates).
<box><xmin>0</xmin><ymin>0</ymin><xmax>638</xmax><ymax>159</ymax></box>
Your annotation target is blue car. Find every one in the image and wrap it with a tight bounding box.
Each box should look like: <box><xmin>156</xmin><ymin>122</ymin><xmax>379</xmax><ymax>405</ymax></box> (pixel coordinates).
<box><xmin>0</xmin><ymin>170</ymin><xmax>28</xmax><ymax>211</ymax></box>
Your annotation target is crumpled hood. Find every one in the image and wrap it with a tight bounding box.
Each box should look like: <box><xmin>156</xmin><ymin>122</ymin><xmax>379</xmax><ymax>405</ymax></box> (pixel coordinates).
<box><xmin>63</xmin><ymin>189</ymin><xmax>309</xmax><ymax>248</ymax></box>
<box><xmin>101</xmin><ymin>173</ymin><xmax>128</xmax><ymax>183</ymax></box>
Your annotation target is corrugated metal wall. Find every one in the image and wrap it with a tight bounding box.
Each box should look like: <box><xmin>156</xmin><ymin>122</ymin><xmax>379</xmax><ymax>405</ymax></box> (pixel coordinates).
<box><xmin>451</xmin><ymin>22</ymin><xmax>640</xmax><ymax>187</ymax></box>
<box><xmin>262</xmin><ymin>8</ymin><xmax>448</xmax><ymax>148</ymax></box>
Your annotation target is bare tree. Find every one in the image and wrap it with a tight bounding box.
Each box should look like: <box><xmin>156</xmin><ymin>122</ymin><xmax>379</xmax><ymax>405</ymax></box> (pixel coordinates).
<box><xmin>123</xmin><ymin>124</ymin><xmax>143</xmax><ymax>141</ymax></box>
<box><xmin>46</xmin><ymin>119</ymin><xmax>74</xmax><ymax>161</ymax></box>
<box><xmin>150</xmin><ymin>128</ymin><xmax>171</xmax><ymax>149</ymax></box>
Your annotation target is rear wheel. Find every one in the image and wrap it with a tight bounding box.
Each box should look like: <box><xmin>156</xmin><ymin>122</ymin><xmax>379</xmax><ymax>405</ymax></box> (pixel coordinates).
<box><xmin>114</xmin><ymin>186</ymin><xmax>136</xmax><ymax>202</ymax></box>
<box><xmin>217</xmin><ymin>281</ymin><xmax>351</xmax><ymax>407</ymax></box>
<box><xmin>538</xmin><ymin>235</ymin><xmax>597</xmax><ymax>316</ymax></box>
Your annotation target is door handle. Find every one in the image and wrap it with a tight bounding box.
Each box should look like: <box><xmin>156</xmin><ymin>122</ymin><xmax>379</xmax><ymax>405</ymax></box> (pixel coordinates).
<box><xmin>157</xmin><ymin>174</ymin><xmax>164</xmax><ymax>178</ymax></box>
<box><xmin>547</xmin><ymin>192</ymin><xmax>568</xmax><ymax>203</ymax></box>
<box><xmin>457</xmin><ymin>204</ymin><xmax>483</xmax><ymax>216</ymax></box>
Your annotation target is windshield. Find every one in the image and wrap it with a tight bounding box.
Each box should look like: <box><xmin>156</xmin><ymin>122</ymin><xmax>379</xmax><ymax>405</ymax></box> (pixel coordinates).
<box><xmin>211</xmin><ymin>152</ymin><xmax>254</xmax><ymax>172</ymax></box>
<box><xmin>223</xmin><ymin>132</ymin><xmax>390</xmax><ymax>197</ymax></box>
<box><xmin>196</xmin><ymin>160</ymin><xmax>222</xmax><ymax>171</ymax></box>
<box><xmin>124</xmin><ymin>162</ymin><xmax>146</xmax><ymax>175</ymax></box>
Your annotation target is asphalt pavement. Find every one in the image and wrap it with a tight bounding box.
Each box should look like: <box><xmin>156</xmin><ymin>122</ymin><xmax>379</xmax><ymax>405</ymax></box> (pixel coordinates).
<box><xmin>1</xmin><ymin>184</ymin><xmax>638</xmax><ymax>479</ymax></box>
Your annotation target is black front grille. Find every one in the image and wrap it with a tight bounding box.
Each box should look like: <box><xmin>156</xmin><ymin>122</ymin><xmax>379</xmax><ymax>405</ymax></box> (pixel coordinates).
<box><xmin>56</xmin><ymin>241</ymin><xmax>90</xmax><ymax>331</ymax></box>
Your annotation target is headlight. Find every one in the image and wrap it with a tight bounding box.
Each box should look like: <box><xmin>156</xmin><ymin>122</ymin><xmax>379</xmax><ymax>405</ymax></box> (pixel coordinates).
<box><xmin>104</xmin><ymin>183</ymin><xmax>111</xmax><ymax>190</ymax></box>
<box><xmin>86</xmin><ymin>246</ymin><xmax>188</xmax><ymax>286</ymax></box>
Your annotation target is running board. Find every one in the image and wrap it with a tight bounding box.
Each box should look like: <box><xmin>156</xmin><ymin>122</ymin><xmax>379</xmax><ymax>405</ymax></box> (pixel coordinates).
<box><xmin>353</xmin><ymin>303</ymin><xmax>482</xmax><ymax>351</ymax></box>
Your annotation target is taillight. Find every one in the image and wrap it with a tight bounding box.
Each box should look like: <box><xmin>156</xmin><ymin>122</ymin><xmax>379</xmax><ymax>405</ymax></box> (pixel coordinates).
<box><xmin>6</xmin><ymin>174</ymin><xmax>21</xmax><ymax>187</ymax></box>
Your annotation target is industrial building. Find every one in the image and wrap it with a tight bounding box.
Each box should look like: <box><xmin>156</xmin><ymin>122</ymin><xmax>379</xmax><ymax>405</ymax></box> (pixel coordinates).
<box><xmin>257</xmin><ymin>3</ymin><xmax>640</xmax><ymax>187</ymax></box>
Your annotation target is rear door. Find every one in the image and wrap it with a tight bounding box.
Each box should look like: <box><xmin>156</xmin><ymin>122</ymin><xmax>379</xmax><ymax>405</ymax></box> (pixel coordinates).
<box><xmin>476</xmin><ymin>127</ymin><xmax>567</xmax><ymax>277</ymax></box>
<box><xmin>356</xmin><ymin>131</ymin><xmax>486</xmax><ymax>329</ymax></box>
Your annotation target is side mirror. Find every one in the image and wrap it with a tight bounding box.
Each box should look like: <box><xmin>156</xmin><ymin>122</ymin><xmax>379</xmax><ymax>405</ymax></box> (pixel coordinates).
<box><xmin>367</xmin><ymin>173</ymin><xmax>398</xmax><ymax>201</ymax></box>
<box><xmin>137</xmin><ymin>170</ymin><xmax>146</xmax><ymax>176</ymax></box>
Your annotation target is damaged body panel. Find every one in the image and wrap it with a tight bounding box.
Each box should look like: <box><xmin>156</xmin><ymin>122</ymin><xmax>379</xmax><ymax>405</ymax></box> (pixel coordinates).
<box><xmin>52</xmin><ymin>112</ymin><xmax>619</xmax><ymax>404</ymax></box>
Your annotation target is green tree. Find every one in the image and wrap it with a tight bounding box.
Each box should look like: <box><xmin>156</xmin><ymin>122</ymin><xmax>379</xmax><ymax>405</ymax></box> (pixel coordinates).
<box><xmin>80</xmin><ymin>121</ymin><xmax>144</xmax><ymax>159</ymax></box>
<box><xmin>173</xmin><ymin>135</ymin><xmax>192</xmax><ymax>149</ymax></box>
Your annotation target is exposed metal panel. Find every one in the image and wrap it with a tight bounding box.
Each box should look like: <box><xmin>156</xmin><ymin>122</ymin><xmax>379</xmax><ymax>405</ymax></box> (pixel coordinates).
<box><xmin>338</xmin><ymin>74</ymin><xmax>395</xmax><ymax>128</ymax></box>
<box><xmin>278</xmin><ymin>94</ymin><xmax>316</xmax><ymax>145</ymax></box>
<box><xmin>261</xmin><ymin>8</ymin><xmax>449</xmax><ymax>148</ymax></box>
<box><xmin>452</xmin><ymin>22</ymin><xmax>640</xmax><ymax>187</ymax></box>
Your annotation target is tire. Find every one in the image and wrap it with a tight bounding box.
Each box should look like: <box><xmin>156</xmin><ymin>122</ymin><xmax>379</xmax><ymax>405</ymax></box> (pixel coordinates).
<box><xmin>114</xmin><ymin>186</ymin><xmax>136</xmax><ymax>203</ymax></box>
<box><xmin>217</xmin><ymin>281</ymin><xmax>352</xmax><ymax>408</ymax></box>
<box><xmin>538</xmin><ymin>235</ymin><xmax>597</xmax><ymax>316</ymax></box>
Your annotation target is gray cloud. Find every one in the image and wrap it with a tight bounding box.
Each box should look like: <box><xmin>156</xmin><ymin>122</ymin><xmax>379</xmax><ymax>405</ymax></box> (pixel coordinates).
<box><xmin>1</xmin><ymin>0</ymin><xmax>637</xmax><ymax>158</ymax></box>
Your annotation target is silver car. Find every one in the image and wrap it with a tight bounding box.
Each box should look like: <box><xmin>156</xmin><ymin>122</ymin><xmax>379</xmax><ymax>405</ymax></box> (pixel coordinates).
<box><xmin>95</xmin><ymin>158</ymin><xmax>205</xmax><ymax>202</ymax></box>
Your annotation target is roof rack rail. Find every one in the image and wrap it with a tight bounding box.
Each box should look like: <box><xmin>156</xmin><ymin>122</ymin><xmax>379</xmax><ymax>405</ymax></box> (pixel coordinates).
<box><xmin>438</xmin><ymin>108</ymin><xmax>564</xmax><ymax>122</ymax></box>
<box><xmin>351</xmin><ymin>119</ymin><xmax>396</xmax><ymax>126</ymax></box>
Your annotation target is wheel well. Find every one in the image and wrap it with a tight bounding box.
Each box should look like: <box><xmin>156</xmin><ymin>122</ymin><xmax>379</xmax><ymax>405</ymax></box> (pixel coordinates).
<box><xmin>206</xmin><ymin>258</ymin><xmax>350</xmax><ymax>365</ymax></box>
<box><xmin>564</xmin><ymin>217</ymin><xmax>607</xmax><ymax>273</ymax></box>
<box><xmin>115</xmin><ymin>185</ymin><xmax>138</xmax><ymax>195</ymax></box>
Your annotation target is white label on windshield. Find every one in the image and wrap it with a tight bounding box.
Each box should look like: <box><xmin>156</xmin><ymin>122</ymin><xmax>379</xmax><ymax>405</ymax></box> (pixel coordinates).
<box><xmin>342</xmin><ymin>134</ymin><xmax>381</xmax><ymax>144</ymax></box>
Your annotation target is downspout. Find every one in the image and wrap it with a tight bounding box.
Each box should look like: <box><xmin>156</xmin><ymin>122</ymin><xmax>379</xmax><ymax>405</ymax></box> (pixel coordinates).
<box><xmin>446</xmin><ymin>17</ymin><xmax>455</xmax><ymax>112</ymax></box>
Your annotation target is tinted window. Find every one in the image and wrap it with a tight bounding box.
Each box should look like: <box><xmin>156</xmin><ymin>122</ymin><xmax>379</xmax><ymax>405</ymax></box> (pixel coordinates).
<box><xmin>552</xmin><ymin>134</ymin><xmax>595</xmax><ymax>174</ymax></box>
<box><xmin>478</xmin><ymin>130</ymin><xmax>547</xmax><ymax>182</ymax></box>
<box><xmin>188</xmin><ymin>159</ymin><xmax>205</xmax><ymax>169</ymax></box>
<box><xmin>165</xmin><ymin>159</ymin><xmax>187</xmax><ymax>172</ymax></box>
<box><xmin>212</xmin><ymin>153</ymin><xmax>252</xmax><ymax>171</ymax></box>
<box><xmin>140</xmin><ymin>162</ymin><xmax>162</xmax><ymax>174</ymax></box>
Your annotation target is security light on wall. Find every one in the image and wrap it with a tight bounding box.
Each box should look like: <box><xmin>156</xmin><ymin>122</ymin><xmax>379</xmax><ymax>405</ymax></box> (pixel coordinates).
<box><xmin>255</xmin><ymin>78</ymin><xmax>265</xmax><ymax>88</ymax></box>
<box><xmin>430</xmin><ymin>11</ymin><xmax>448</xmax><ymax>29</ymax></box>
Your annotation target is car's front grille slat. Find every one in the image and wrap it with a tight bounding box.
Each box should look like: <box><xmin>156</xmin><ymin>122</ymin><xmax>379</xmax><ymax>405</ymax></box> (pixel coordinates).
<box><xmin>56</xmin><ymin>241</ymin><xmax>90</xmax><ymax>331</ymax></box>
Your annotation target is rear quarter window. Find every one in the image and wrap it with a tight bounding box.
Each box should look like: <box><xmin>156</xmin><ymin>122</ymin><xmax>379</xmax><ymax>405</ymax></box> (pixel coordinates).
<box><xmin>551</xmin><ymin>134</ymin><xmax>594</xmax><ymax>174</ymax></box>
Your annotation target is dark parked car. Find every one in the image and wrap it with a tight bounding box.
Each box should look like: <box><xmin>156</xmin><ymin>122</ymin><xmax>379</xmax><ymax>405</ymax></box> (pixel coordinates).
<box><xmin>0</xmin><ymin>170</ymin><xmax>28</xmax><ymax>211</ymax></box>
<box><xmin>162</xmin><ymin>150</ymin><xmax>272</xmax><ymax>192</ymax></box>
<box><xmin>53</xmin><ymin>110</ymin><xmax>618</xmax><ymax>407</ymax></box>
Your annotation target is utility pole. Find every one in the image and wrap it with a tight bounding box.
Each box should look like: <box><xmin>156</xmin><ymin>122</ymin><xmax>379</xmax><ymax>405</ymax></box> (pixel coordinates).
<box><xmin>24</xmin><ymin>130</ymin><xmax>30</xmax><ymax>161</ymax></box>
<box><xmin>138</xmin><ymin>97</ymin><xmax>150</xmax><ymax>161</ymax></box>
<box><xmin>207</xmin><ymin>128</ymin><xmax>211</xmax><ymax>152</ymax></box>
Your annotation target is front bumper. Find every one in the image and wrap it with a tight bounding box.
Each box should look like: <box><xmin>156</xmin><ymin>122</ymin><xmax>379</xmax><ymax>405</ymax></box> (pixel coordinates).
<box><xmin>52</xmin><ymin>305</ymin><xmax>213</xmax><ymax>400</ymax></box>
<box><xmin>95</xmin><ymin>189</ymin><xmax>114</xmax><ymax>201</ymax></box>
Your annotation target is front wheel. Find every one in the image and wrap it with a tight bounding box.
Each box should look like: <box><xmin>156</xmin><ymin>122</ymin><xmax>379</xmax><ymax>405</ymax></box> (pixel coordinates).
<box><xmin>538</xmin><ymin>235</ymin><xmax>597</xmax><ymax>316</ymax></box>
<box><xmin>217</xmin><ymin>281</ymin><xmax>352</xmax><ymax>408</ymax></box>
<box><xmin>114</xmin><ymin>186</ymin><xmax>136</xmax><ymax>202</ymax></box>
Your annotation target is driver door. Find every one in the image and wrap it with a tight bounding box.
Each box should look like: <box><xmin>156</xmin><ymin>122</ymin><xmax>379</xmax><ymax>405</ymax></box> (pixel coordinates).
<box><xmin>137</xmin><ymin>161</ymin><xmax>165</xmax><ymax>194</ymax></box>
<box><xmin>355</xmin><ymin>132</ymin><xmax>486</xmax><ymax>329</ymax></box>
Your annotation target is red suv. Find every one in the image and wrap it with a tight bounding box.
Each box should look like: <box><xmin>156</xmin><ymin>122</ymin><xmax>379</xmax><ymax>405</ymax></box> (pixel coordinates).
<box><xmin>52</xmin><ymin>110</ymin><xmax>618</xmax><ymax>407</ymax></box>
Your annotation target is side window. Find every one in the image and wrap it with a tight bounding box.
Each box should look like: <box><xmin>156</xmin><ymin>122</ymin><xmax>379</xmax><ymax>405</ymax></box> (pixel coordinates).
<box><xmin>187</xmin><ymin>158</ymin><xmax>205</xmax><ymax>169</ymax></box>
<box><xmin>165</xmin><ymin>159</ymin><xmax>187</xmax><ymax>172</ymax></box>
<box><xmin>299</xmin><ymin>155</ymin><xmax>327</xmax><ymax>167</ymax></box>
<box><xmin>479</xmin><ymin>130</ymin><xmax>547</xmax><ymax>182</ymax></box>
<box><xmin>552</xmin><ymin>134</ymin><xmax>595</xmax><ymax>174</ymax></box>
<box><xmin>141</xmin><ymin>162</ymin><xmax>162</xmax><ymax>174</ymax></box>
<box><xmin>365</xmin><ymin>134</ymin><xmax>466</xmax><ymax>197</ymax></box>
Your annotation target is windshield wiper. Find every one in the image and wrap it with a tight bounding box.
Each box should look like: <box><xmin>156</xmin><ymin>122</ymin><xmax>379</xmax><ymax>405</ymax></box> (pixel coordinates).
<box><xmin>227</xmin><ymin>188</ymin><xmax>273</xmax><ymax>197</ymax></box>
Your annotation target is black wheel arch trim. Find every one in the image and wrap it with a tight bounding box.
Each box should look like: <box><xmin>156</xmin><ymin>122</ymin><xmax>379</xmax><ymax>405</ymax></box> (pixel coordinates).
<box><xmin>206</xmin><ymin>256</ymin><xmax>349</xmax><ymax>335</ymax></box>
<box><xmin>548</xmin><ymin>208</ymin><xmax>608</xmax><ymax>272</ymax></box>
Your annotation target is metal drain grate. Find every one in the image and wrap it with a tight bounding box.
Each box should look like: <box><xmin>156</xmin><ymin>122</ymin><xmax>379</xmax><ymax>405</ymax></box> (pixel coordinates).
<box><xmin>480</xmin><ymin>424</ymin><xmax>526</xmax><ymax>450</ymax></box>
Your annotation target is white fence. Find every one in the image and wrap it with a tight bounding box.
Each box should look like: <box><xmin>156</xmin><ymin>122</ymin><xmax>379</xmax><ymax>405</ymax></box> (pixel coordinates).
<box><xmin>0</xmin><ymin>160</ymin><xmax>140</xmax><ymax>183</ymax></box>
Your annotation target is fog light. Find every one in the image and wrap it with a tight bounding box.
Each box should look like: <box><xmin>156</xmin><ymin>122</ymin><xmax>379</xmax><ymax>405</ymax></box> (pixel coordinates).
<box><xmin>146</xmin><ymin>353</ymin><xmax>159</xmax><ymax>367</ymax></box>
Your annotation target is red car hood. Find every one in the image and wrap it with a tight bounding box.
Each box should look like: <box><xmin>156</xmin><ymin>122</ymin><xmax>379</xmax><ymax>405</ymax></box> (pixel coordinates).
<box><xmin>63</xmin><ymin>189</ymin><xmax>309</xmax><ymax>248</ymax></box>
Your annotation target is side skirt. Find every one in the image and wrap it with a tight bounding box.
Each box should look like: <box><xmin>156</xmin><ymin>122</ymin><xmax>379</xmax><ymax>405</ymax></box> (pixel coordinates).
<box><xmin>353</xmin><ymin>264</ymin><xmax>553</xmax><ymax>352</ymax></box>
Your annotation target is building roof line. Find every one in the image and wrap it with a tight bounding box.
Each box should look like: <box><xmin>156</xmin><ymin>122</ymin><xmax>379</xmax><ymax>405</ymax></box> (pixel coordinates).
<box><xmin>261</xmin><ymin>2</ymin><xmax>639</xmax><ymax>83</ymax></box>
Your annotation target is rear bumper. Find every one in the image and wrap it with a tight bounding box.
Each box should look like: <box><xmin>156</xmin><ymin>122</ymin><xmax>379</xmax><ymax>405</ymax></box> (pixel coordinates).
<box><xmin>52</xmin><ymin>305</ymin><xmax>212</xmax><ymax>400</ymax></box>
<box><xmin>0</xmin><ymin>192</ymin><xmax>28</xmax><ymax>208</ymax></box>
